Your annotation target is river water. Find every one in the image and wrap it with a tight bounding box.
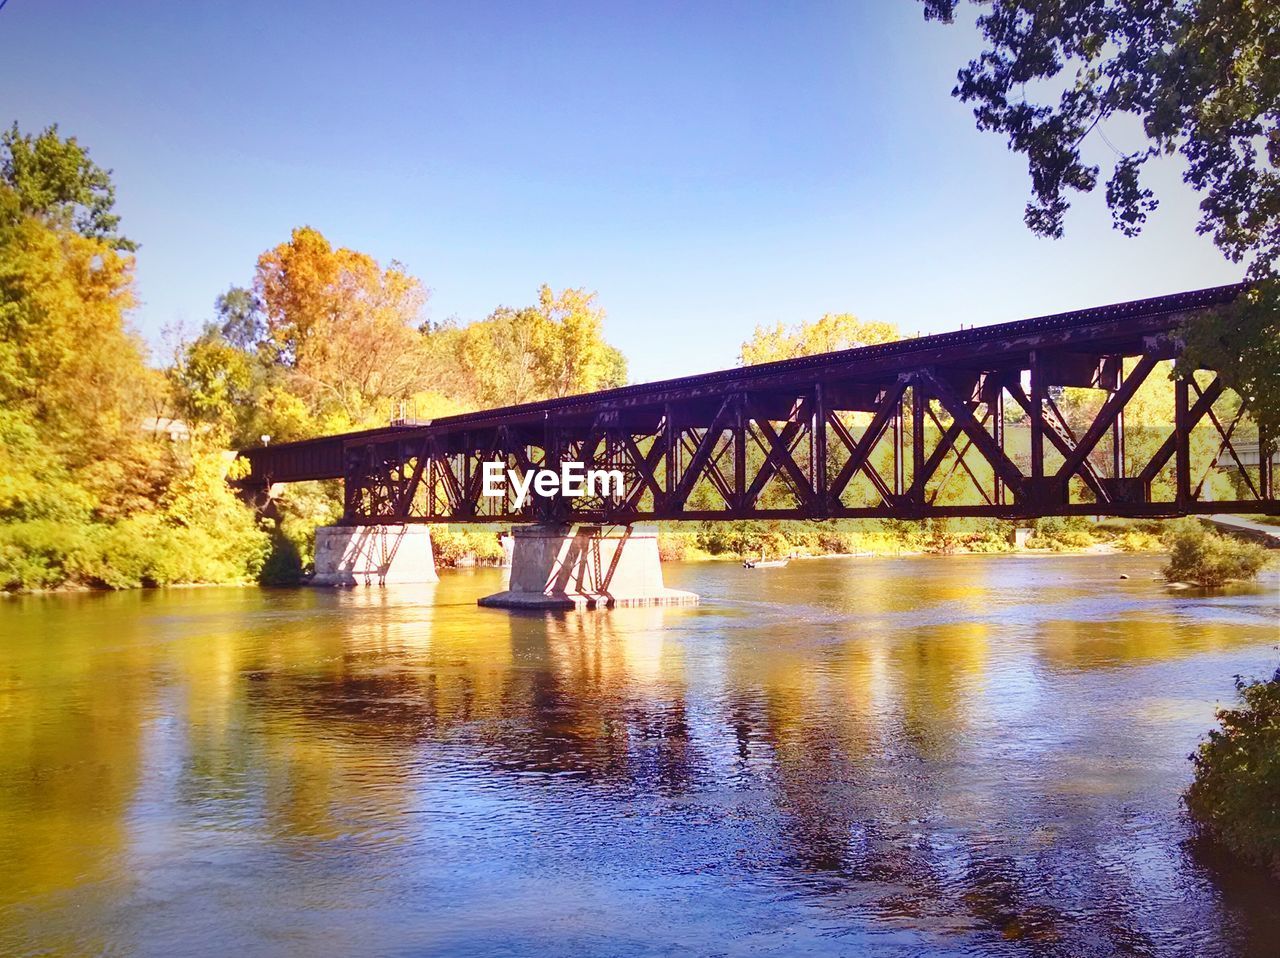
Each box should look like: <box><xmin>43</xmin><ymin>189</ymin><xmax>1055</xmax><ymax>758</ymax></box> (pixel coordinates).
<box><xmin>1</xmin><ymin>553</ymin><xmax>1277</xmax><ymax>957</ymax></box>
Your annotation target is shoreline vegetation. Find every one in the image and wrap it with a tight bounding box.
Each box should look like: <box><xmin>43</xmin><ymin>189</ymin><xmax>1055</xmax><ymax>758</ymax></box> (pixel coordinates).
<box><xmin>1186</xmin><ymin>668</ymin><xmax>1280</xmax><ymax>879</ymax></box>
<box><xmin>8</xmin><ymin>517</ymin><xmax>1271</xmax><ymax>594</ymax></box>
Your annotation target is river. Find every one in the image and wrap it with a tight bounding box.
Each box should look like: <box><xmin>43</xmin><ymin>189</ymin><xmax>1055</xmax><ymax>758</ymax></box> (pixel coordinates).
<box><xmin>1</xmin><ymin>553</ymin><xmax>1277</xmax><ymax>956</ymax></box>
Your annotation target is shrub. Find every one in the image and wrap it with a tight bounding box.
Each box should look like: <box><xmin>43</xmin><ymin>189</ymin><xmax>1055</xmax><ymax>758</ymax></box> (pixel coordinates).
<box><xmin>921</xmin><ymin>518</ymin><xmax>962</xmax><ymax>554</ymax></box>
<box><xmin>962</xmin><ymin>520</ymin><xmax>1015</xmax><ymax>553</ymax></box>
<box><xmin>1115</xmin><ymin>528</ymin><xmax>1164</xmax><ymax>552</ymax></box>
<box><xmin>657</xmin><ymin>529</ymin><xmax>695</xmax><ymax>561</ymax></box>
<box><xmin>1162</xmin><ymin>520</ymin><xmax>1271</xmax><ymax>587</ymax></box>
<box><xmin>258</xmin><ymin>526</ymin><xmax>305</xmax><ymax>585</ymax></box>
<box><xmin>0</xmin><ymin>519</ymin><xmax>96</xmax><ymax>591</ymax></box>
<box><xmin>431</xmin><ymin>525</ymin><xmax>506</xmax><ymax>567</ymax></box>
<box><xmin>1185</xmin><ymin>669</ymin><xmax>1280</xmax><ymax>877</ymax></box>
<box><xmin>1026</xmin><ymin>516</ymin><xmax>1096</xmax><ymax>550</ymax></box>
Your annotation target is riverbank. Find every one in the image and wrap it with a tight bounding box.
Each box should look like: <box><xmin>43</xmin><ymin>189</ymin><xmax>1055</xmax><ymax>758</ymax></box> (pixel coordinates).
<box><xmin>0</xmin><ymin>516</ymin><xmax>1210</xmax><ymax>594</ymax></box>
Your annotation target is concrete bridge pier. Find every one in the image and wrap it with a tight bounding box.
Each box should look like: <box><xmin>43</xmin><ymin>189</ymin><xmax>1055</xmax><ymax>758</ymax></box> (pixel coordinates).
<box><xmin>478</xmin><ymin>524</ymin><xmax>698</xmax><ymax>610</ymax></box>
<box><xmin>312</xmin><ymin>524</ymin><xmax>438</xmax><ymax>586</ymax></box>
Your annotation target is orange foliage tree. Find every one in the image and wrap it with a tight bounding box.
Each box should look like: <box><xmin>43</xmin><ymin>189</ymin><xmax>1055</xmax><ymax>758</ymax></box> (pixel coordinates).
<box><xmin>254</xmin><ymin>226</ymin><xmax>429</xmax><ymax>425</ymax></box>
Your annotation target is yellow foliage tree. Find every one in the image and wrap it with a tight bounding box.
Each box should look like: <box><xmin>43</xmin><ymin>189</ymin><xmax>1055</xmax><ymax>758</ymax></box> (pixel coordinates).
<box><xmin>448</xmin><ymin>285</ymin><xmax>628</xmax><ymax>408</ymax></box>
<box><xmin>740</xmin><ymin>313</ymin><xmax>899</xmax><ymax>365</ymax></box>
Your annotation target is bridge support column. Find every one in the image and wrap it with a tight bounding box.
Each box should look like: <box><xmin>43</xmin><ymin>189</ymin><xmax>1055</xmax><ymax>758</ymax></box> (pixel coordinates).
<box><xmin>478</xmin><ymin>524</ymin><xmax>698</xmax><ymax>610</ymax></box>
<box><xmin>312</xmin><ymin>524</ymin><xmax>437</xmax><ymax>586</ymax></box>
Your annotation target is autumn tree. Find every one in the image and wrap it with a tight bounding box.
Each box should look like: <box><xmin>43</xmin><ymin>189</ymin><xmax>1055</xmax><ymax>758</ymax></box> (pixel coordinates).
<box><xmin>168</xmin><ymin>325</ymin><xmax>255</xmax><ymax>435</ymax></box>
<box><xmin>0</xmin><ymin>124</ymin><xmax>268</xmax><ymax>590</ymax></box>
<box><xmin>455</xmin><ymin>307</ymin><xmax>547</xmax><ymax>407</ymax></box>
<box><xmin>0</xmin><ymin>176</ymin><xmax>153</xmax><ymax>492</ymax></box>
<box><xmin>450</xmin><ymin>285</ymin><xmax>628</xmax><ymax>408</ymax></box>
<box><xmin>254</xmin><ymin>227</ymin><xmax>430</xmax><ymax>425</ymax></box>
<box><xmin>740</xmin><ymin>312</ymin><xmax>899</xmax><ymax>365</ymax></box>
<box><xmin>532</xmin><ymin>285</ymin><xmax>627</xmax><ymax>398</ymax></box>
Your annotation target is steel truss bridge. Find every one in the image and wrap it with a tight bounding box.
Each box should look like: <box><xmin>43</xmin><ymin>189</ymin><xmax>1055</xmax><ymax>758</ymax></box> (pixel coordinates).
<box><xmin>236</xmin><ymin>284</ymin><xmax>1277</xmax><ymax>524</ymax></box>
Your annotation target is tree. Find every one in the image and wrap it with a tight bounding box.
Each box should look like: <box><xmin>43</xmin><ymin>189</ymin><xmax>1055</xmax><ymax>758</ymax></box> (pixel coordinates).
<box><xmin>0</xmin><ymin>126</ymin><xmax>271</xmax><ymax>592</ymax></box>
<box><xmin>740</xmin><ymin>313</ymin><xmax>899</xmax><ymax>365</ymax></box>
<box><xmin>532</xmin><ymin>285</ymin><xmax>628</xmax><ymax>397</ymax></box>
<box><xmin>254</xmin><ymin>227</ymin><xmax>430</xmax><ymax>424</ymax></box>
<box><xmin>215</xmin><ymin>285</ymin><xmax>267</xmax><ymax>353</ymax></box>
<box><xmin>1</xmin><ymin>123</ymin><xmax>135</xmax><ymax>251</ymax></box>
<box><xmin>449</xmin><ymin>285</ymin><xmax>628</xmax><ymax>408</ymax></box>
<box><xmin>169</xmin><ymin>326</ymin><xmax>255</xmax><ymax>433</ymax></box>
<box><xmin>921</xmin><ymin>1</ymin><xmax>1277</xmax><ymax>278</ymax></box>
<box><xmin>1180</xmin><ymin>283</ymin><xmax>1280</xmax><ymax>437</ymax></box>
<box><xmin>456</xmin><ymin>306</ymin><xmax>547</xmax><ymax>407</ymax></box>
<box><xmin>922</xmin><ymin>0</ymin><xmax>1279</xmax><ymax>433</ymax></box>
<box><xmin>0</xmin><ymin>193</ymin><xmax>149</xmax><ymax>468</ymax></box>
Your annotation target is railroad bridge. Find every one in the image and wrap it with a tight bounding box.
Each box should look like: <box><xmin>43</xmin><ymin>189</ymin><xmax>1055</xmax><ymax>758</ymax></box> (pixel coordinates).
<box><xmin>236</xmin><ymin>284</ymin><xmax>1277</xmax><ymax>607</ymax></box>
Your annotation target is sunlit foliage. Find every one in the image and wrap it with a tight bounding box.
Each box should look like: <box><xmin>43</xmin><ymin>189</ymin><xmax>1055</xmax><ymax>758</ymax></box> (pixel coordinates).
<box><xmin>450</xmin><ymin>285</ymin><xmax>627</xmax><ymax>407</ymax></box>
<box><xmin>255</xmin><ymin>226</ymin><xmax>431</xmax><ymax>425</ymax></box>
<box><xmin>0</xmin><ymin>125</ymin><xmax>268</xmax><ymax>591</ymax></box>
<box><xmin>1162</xmin><ymin>518</ymin><xmax>1270</xmax><ymax>587</ymax></box>
<box><xmin>740</xmin><ymin>313</ymin><xmax>899</xmax><ymax>365</ymax></box>
<box><xmin>1186</xmin><ymin>668</ymin><xmax>1280</xmax><ymax>877</ymax></box>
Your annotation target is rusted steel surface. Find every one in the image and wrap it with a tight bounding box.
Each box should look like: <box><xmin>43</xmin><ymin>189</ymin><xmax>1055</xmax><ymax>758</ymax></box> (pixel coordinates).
<box><xmin>236</xmin><ymin>282</ymin><xmax>1278</xmax><ymax>522</ymax></box>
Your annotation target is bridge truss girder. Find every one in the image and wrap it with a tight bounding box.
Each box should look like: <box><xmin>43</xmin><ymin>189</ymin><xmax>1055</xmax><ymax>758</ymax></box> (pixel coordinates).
<box><xmin>340</xmin><ymin>347</ymin><xmax>1275</xmax><ymax>525</ymax></box>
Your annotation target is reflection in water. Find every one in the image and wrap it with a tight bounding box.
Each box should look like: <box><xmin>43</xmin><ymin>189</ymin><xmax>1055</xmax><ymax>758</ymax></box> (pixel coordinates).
<box><xmin>1</xmin><ymin>554</ymin><xmax>1277</xmax><ymax>956</ymax></box>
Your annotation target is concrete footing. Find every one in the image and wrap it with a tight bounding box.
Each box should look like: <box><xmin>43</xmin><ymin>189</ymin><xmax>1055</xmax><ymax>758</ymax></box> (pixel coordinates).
<box><xmin>478</xmin><ymin>524</ymin><xmax>698</xmax><ymax>610</ymax></box>
<box><xmin>312</xmin><ymin>524</ymin><xmax>438</xmax><ymax>586</ymax></box>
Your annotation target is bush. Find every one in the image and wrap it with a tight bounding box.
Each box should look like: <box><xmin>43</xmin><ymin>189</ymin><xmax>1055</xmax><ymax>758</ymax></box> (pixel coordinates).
<box><xmin>258</xmin><ymin>479</ymin><xmax>343</xmax><ymax>583</ymax></box>
<box><xmin>1114</xmin><ymin>528</ymin><xmax>1164</xmax><ymax>552</ymax></box>
<box><xmin>1185</xmin><ymin>669</ymin><xmax>1280</xmax><ymax>877</ymax></box>
<box><xmin>961</xmin><ymin>520</ymin><xmax>1015</xmax><ymax>554</ymax></box>
<box><xmin>0</xmin><ymin>447</ymin><xmax>270</xmax><ymax>592</ymax></box>
<box><xmin>657</xmin><ymin>529</ymin><xmax>695</xmax><ymax>561</ymax></box>
<box><xmin>1162</xmin><ymin>520</ymin><xmax>1271</xmax><ymax>587</ymax></box>
<box><xmin>431</xmin><ymin>525</ymin><xmax>507</xmax><ymax>567</ymax></box>
<box><xmin>0</xmin><ymin>519</ymin><xmax>96</xmax><ymax>591</ymax></box>
<box><xmin>1026</xmin><ymin>516</ymin><xmax>1096</xmax><ymax>550</ymax></box>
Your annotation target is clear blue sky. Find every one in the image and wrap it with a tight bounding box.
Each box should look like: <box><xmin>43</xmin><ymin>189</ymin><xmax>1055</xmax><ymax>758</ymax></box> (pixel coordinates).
<box><xmin>1</xmin><ymin>0</ymin><xmax>1242</xmax><ymax>383</ymax></box>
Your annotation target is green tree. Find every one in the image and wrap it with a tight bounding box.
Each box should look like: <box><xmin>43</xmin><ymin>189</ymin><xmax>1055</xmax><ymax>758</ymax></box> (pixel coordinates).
<box><xmin>1186</xmin><ymin>667</ymin><xmax>1280</xmax><ymax>877</ymax></box>
<box><xmin>169</xmin><ymin>326</ymin><xmax>255</xmax><ymax>433</ymax></box>
<box><xmin>0</xmin><ymin>125</ymin><xmax>268</xmax><ymax>592</ymax></box>
<box><xmin>1</xmin><ymin>123</ymin><xmax>136</xmax><ymax>251</ymax></box>
<box><xmin>921</xmin><ymin>1</ymin><xmax>1277</xmax><ymax>277</ymax></box>
<box><xmin>923</xmin><ymin>0</ymin><xmax>1279</xmax><ymax>436</ymax></box>
<box><xmin>215</xmin><ymin>285</ymin><xmax>267</xmax><ymax>353</ymax></box>
<box><xmin>1180</xmin><ymin>282</ymin><xmax>1280</xmax><ymax>438</ymax></box>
